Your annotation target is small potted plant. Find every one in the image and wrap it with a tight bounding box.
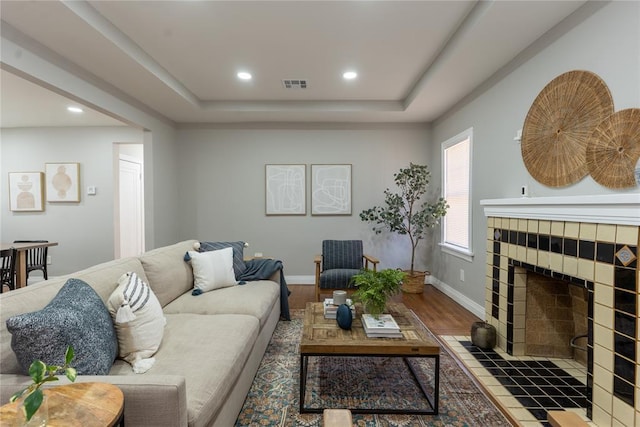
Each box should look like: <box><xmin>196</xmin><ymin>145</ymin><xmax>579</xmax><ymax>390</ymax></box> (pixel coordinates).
<box><xmin>10</xmin><ymin>346</ymin><xmax>76</xmax><ymax>425</ymax></box>
<box><xmin>360</xmin><ymin>163</ymin><xmax>448</xmax><ymax>293</ymax></box>
<box><xmin>351</xmin><ymin>268</ymin><xmax>407</xmax><ymax>317</ymax></box>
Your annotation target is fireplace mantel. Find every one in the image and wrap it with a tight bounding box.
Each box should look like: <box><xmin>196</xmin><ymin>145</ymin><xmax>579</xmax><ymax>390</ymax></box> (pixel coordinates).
<box><xmin>480</xmin><ymin>194</ymin><xmax>640</xmax><ymax>226</ymax></box>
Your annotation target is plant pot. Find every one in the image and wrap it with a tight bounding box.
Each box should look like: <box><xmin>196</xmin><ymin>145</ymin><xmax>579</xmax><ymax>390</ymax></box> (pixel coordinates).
<box><xmin>471</xmin><ymin>321</ymin><xmax>496</xmax><ymax>350</ymax></box>
<box><xmin>401</xmin><ymin>270</ymin><xmax>429</xmax><ymax>294</ymax></box>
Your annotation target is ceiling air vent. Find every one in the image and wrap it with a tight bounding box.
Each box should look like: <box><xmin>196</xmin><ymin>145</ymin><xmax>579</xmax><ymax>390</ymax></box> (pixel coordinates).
<box><xmin>282</xmin><ymin>79</ymin><xmax>308</xmax><ymax>89</ymax></box>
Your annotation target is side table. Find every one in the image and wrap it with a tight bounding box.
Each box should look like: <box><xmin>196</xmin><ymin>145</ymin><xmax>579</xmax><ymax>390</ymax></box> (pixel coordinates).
<box><xmin>0</xmin><ymin>382</ymin><xmax>124</xmax><ymax>426</ymax></box>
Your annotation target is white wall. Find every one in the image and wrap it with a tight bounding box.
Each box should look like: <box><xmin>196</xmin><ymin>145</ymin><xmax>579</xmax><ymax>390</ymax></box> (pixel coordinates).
<box><xmin>430</xmin><ymin>1</ymin><xmax>640</xmax><ymax>313</ymax></box>
<box><xmin>176</xmin><ymin>125</ymin><xmax>435</xmax><ymax>278</ymax></box>
<box><xmin>0</xmin><ymin>126</ymin><xmax>143</xmax><ymax>274</ymax></box>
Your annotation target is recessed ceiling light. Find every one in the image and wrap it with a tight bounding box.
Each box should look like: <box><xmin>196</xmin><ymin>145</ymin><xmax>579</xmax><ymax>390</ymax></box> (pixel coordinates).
<box><xmin>237</xmin><ymin>72</ymin><xmax>252</xmax><ymax>80</ymax></box>
<box><xmin>343</xmin><ymin>71</ymin><xmax>357</xmax><ymax>80</ymax></box>
<box><xmin>67</xmin><ymin>106</ymin><xmax>83</xmax><ymax>113</ymax></box>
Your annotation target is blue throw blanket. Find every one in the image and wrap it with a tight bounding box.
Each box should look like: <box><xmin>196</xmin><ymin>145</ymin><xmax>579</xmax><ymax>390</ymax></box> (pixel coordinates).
<box><xmin>238</xmin><ymin>258</ymin><xmax>291</xmax><ymax>321</ymax></box>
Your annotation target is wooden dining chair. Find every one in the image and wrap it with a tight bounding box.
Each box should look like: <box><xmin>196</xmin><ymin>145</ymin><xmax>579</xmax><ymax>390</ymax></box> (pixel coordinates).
<box><xmin>1</xmin><ymin>247</ymin><xmax>17</xmax><ymax>293</ymax></box>
<box><xmin>13</xmin><ymin>240</ymin><xmax>49</xmax><ymax>281</ymax></box>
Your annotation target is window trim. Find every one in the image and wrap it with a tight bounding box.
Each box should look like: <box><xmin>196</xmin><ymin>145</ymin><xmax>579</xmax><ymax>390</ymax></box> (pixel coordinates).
<box><xmin>440</xmin><ymin>127</ymin><xmax>473</xmax><ymax>261</ymax></box>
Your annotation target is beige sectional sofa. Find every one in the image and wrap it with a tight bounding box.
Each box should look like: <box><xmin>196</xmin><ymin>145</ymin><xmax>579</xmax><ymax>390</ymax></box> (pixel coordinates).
<box><xmin>0</xmin><ymin>240</ymin><xmax>286</xmax><ymax>427</ymax></box>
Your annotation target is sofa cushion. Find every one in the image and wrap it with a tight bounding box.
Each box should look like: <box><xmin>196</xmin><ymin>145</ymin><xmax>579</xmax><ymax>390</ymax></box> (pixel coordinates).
<box><xmin>107</xmin><ymin>272</ymin><xmax>166</xmax><ymax>373</ymax></box>
<box><xmin>6</xmin><ymin>278</ymin><xmax>117</xmax><ymax>375</ymax></box>
<box><xmin>112</xmin><ymin>313</ymin><xmax>260</xmax><ymax>426</ymax></box>
<box><xmin>139</xmin><ymin>240</ymin><xmax>197</xmax><ymax>307</ymax></box>
<box><xmin>198</xmin><ymin>241</ymin><xmax>247</xmax><ymax>279</ymax></box>
<box><xmin>163</xmin><ymin>280</ymin><xmax>279</xmax><ymax>327</ymax></box>
<box><xmin>187</xmin><ymin>247</ymin><xmax>237</xmax><ymax>294</ymax></box>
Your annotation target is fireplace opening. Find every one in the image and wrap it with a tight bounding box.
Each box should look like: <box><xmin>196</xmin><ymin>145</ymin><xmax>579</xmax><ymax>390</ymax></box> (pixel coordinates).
<box><xmin>525</xmin><ymin>272</ymin><xmax>588</xmax><ymax>367</ymax></box>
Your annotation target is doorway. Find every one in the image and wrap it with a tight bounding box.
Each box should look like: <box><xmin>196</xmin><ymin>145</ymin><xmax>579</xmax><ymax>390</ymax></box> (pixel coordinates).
<box><xmin>114</xmin><ymin>144</ymin><xmax>145</xmax><ymax>258</ymax></box>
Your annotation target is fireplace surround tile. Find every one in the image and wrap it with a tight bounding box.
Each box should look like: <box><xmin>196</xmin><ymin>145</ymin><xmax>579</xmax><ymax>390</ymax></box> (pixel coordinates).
<box><xmin>552</xmin><ymin>221</ymin><xmax>565</xmax><ymax>236</ymax></box>
<box><xmin>597</xmin><ymin>224</ymin><xmax>617</xmax><ymax>242</ymax></box>
<box><xmin>579</xmin><ymin>240</ymin><xmax>596</xmax><ymax>260</ymax></box>
<box><xmin>550</xmin><ymin>253</ymin><xmax>563</xmax><ymax>272</ymax></box>
<box><xmin>578</xmin><ymin>259</ymin><xmax>595</xmax><ymax>281</ymax></box>
<box><xmin>566</xmin><ymin>222</ymin><xmax>580</xmax><ymax>239</ymax></box>
<box><xmin>565</xmin><ymin>257</ymin><xmax>579</xmax><ymax>277</ymax></box>
<box><xmin>615</xmin><ymin>245</ymin><xmax>637</xmax><ymax>268</ymax></box>
<box><xmin>617</xmin><ymin>225</ymin><xmax>639</xmax><ymax>246</ymax></box>
<box><xmin>539</xmin><ymin>220</ymin><xmax>551</xmax><ymax>234</ymax></box>
<box><xmin>613</xmin><ymin>394</ymin><xmax>634</xmax><ymax>422</ymax></box>
<box><xmin>594</xmin><ymin>303</ymin><xmax>613</xmax><ymax>329</ymax></box>
<box><xmin>580</xmin><ymin>223</ymin><xmax>597</xmax><ymax>240</ymax></box>
<box><xmin>594</xmin><ymin>323</ymin><xmax>614</xmax><ymax>351</ymax></box>
<box><xmin>485</xmin><ymin>214</ymin><xmax>639</xmax><ymax>426</ymax></box>
<box><xmin>595</xmin><ymin>264</ymin><xmax>615</xmax><ymax>287</ymax></box>
<box><xmin>519</xmin><ymin>219</ymin><xmax>528</xmax><ymax>231</ymax></box>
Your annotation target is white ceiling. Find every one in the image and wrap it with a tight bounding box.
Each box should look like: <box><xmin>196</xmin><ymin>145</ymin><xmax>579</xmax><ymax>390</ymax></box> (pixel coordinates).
<box><xmin>0</xmin><ymin>0</ymin><xmax>588</xmax><ymax>127</ymax></box>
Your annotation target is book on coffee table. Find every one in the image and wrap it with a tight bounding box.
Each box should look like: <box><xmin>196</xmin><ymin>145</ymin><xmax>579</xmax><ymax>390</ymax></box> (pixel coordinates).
<box><xmin>361</xmin><ymin>313</ymin><xmax>403</xmax><ymax>338</ymax></box>
<box><xmin>323</xmin><ymin>298</ymin><xmax>355</xmax><ymax>319</ymax></box>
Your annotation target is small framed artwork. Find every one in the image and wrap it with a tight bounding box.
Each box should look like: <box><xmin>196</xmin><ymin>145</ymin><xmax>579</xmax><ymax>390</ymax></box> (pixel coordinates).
<box><xmin>45</xmin><ymin>163</ymin><xmax>80</xmax><ymax>202</ymax></box>
<box><xmin>311</xmin><ymin>164</ymin><xmax>352</xmax><ymax>215</ymax></box>
<box><xmin>265</xmin><ymin>164</ymin><xmax>306</xmax><ymax>215</ymax></box>
<box><xmin>8</xmin><ymin>172</ymin><xmax>44</xmax><ymax>212</ymax></box>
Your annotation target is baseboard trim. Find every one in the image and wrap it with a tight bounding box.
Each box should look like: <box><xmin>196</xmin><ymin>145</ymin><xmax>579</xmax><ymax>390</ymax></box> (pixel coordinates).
<box><xmin>429</xmin><ymin>276</ymin><xmax>485</xmax><ymax>320</ymax></box>
<box><xmin>287</xmin><ymin>275</ymin><xmax>315</xmax><ymax>285</ymax></box>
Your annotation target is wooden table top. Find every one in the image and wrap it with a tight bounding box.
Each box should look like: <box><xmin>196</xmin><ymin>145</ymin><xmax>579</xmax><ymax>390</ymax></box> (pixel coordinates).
<box><xmin>0</xmin><ymin>382</ymin><xmax>124</xmax><ymax>427</ymax></box>
<box><xmin>300</xmin><ymin>302</ymin><xmax>440</xmax><ymax>356</ymax></box>
<box><xmin>0</xmin><ymin>241</ymin><xmax>58</xmax><ymax>251</ymax></box>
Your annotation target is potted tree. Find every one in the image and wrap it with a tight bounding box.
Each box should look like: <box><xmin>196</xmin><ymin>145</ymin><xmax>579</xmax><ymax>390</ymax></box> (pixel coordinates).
<box><xmin>351</xmin><ymin>268</ymin><xmax>406</xmax><ymax>317</ymax></box>
<box><xmin>360</xmin><ymin>163</ymin><xmax>448</xmax><ymax>293</ymax></box>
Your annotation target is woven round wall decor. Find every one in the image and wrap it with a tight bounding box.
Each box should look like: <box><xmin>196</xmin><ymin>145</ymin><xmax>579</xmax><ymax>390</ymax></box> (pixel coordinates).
<box><xmin>586</xmin><ymin>108</ymin><xmax>640</xmax><ymax>189</ymax></box>
<box><xmin>521</xmin><ymin>70</ymin><xmax>614</xmax><ymax>187</ymax></box>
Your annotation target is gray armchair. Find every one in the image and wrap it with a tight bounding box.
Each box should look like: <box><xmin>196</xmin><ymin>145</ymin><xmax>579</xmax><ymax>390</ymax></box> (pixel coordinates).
<box><xmin>314</xmin><ymin>240</ymin><xmax>379</xmax><ymax>301</ymax></box>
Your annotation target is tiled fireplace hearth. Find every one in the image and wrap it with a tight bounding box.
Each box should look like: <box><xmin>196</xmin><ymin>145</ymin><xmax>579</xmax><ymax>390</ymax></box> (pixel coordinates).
<box><xmin>481</xmin><ymin>194</ymin><xmax>640</xmax><ymax>426</ymax></box>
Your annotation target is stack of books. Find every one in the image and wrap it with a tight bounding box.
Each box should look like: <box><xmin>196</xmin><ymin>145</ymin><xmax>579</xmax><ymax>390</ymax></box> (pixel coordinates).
<box><xmin>323</xmin><ymin>298</ymin><xmax>355</xmax><ymax>319</ymax></box>
<box><xmin>361</xmin><ymin>313</ymin><xmax>403</xmax><ymax>338</ymax></box>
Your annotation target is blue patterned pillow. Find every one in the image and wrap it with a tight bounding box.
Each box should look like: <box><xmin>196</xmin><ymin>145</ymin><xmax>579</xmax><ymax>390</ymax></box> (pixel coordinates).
<box><xmin>6</xmin><ymin>278</ymin><xmax>117</xmax><ymax>375</ymax></box>
<box><xmin>199</xmin><ymin>241</ymin><xmax>246</xmax><ymax>279</ymax></box>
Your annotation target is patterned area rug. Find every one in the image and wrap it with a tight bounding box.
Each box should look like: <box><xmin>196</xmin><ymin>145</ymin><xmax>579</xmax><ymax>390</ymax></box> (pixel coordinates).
<box><xmin>235</xmin><ymin>310</ymin><xmax>512</xmax><ymax>426</ymax></box>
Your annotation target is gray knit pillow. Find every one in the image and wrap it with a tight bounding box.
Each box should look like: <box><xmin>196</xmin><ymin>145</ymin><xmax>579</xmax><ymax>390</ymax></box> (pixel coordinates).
<box><xmin>6</xmin><ymin>278</ymin><xmax>117</xmax><ymax>375</ymax></box>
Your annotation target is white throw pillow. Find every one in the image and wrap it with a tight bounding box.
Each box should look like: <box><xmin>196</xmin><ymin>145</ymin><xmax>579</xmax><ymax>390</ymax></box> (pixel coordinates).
<box><xmin>107</xmin><ymin>272</ymin><xmax>165</xmax><ymax>374</ymax></box>
<box><xmin>188</xmin><ymin>247</ymin><xmax>237</xmax><ymax>293</ymax></box>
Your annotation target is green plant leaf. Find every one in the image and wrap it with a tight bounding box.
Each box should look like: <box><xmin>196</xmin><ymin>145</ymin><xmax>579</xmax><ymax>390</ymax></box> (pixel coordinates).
<box><xmin>66</xmin><ymin>367</ymin><xmax>77</xmax><ymax>382</ymax></box>
<box><xmin>65</xmin><ymin>346</ymin><xmax>75</xmax><ymax>365</ymax></box>
<box><xmin>22</xmin><ymin>389</ymin><xmax>43</xmax><ymax>422</ymax></box>
<box><xmin>10</xmin><ymin>388</ymin><xmax>27</xmax><ymax>403</ymax></box>
<box><xmin>28</xmin><ymin>360</ymin><xmax>46</xmax><ymax>384</ymax></box>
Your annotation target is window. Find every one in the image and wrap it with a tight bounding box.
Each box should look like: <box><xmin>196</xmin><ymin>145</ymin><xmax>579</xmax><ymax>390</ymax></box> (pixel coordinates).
<box><xmin>441</xmin><ymin>128</ymin><xmax>473</xmax><ymax>261</ymax></box>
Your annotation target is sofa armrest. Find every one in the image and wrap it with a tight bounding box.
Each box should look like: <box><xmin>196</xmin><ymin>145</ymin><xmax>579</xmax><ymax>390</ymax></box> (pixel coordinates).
<box><xmin>268</xmin><ymin>269</ymin><xmax>281</xmax><ymax>283</ymax></box>
<box><xmin>0</xmin><ymin>374</ymin><xmax>188</xmax><ymax>427</ymax></box>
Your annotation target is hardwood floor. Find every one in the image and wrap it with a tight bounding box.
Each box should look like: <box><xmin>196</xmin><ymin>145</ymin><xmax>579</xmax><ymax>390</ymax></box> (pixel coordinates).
<box><xmin>287</xmin><ymin>284</ymin><xmax>481</xmax><ymax>336</ymax></box>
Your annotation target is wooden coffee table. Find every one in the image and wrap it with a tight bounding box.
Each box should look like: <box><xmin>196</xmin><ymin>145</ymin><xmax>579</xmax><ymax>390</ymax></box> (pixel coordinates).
<box><xmin>0</xmin><ymin>382</ymin><xmax>124</xmax><ymax>426</ymax></box>
<box><xmin>300</xmin><ymin>302</ymin><xmax>440</xmax><ymax>415</ymax></box>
